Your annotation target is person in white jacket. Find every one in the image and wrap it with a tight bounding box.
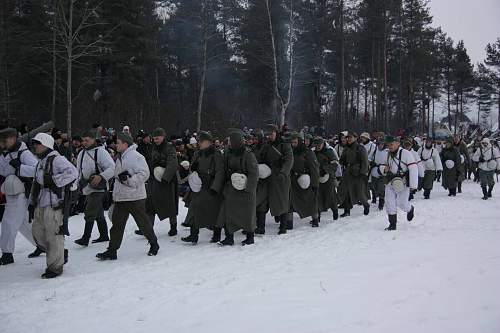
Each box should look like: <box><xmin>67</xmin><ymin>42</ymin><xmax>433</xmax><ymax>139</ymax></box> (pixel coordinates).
<box><xmin>417</xmin><ymin>137</ymin><xmax>443</xmax><ymax>199</ymax></box>
<box><xmin>74</xmin><ymin>130</ymin><xmax>115</xmax><ymax>246</ymax></box>
<box><xmin>361</xmin><ymin>132</ymin><xmax>377</xmax><ymax>202</ymax></box>
<box><xmin>369</xmin><ymin>138</ymin><xmax>388</xmax><ymax>211</ymax></box>
<box><xmin>0</xmin><ymin>128</ymin><xmax>39</xmax><ymax>265</ymax></box>
<box><xmin>382</xmin><ymin>136</ymin><xmax>418</xmax><ymax>231</ymax></box>
<box><xmin>472</xmin><ymin>138</ymin><xmax>500</xmax><ymax>200</ymax></box>
<box><xmin>31</xmin><ymin>133</ymin><xmax>78</xmax><ymax>278</ymax></box>
<box><xmin>96</xmin><ymin>132</ymin><xmax>159</xmax><ymax>260</ymax></box>
<box><xmin>403</xmin><ymin>139</ymin><xmax>424</xmax><ymax>201</ymax></box>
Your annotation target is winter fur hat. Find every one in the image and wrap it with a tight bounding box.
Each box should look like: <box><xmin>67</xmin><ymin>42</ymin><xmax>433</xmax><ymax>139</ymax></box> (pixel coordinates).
<box><xmin>312</xmin><ymin>136</ymin><xmax>325</xmax><ymax>145</ymax></box>
<box><xmin>263</xmin><ymin>124</ymin><xmax>279</xmax><ymax>135</ymax></box>
<box><xmin>81</xmin><ymin>129</ymin><xmax>97</xmax><ymax>139</ymax></box>
<box><xmin>228</xmin><ymin>128</ymin><xmax>245</xmax><ymax>148</ymax></box>
<box><xmin>32</xmin><ymin>133</ymin><xmax>54</xmax><ymax>150</ymax></box>
<box><xmin>385</xmin><ymin>135</ymin><xmax>399</xmax><ymax>144</ymax></box>
<box><xmin>117</xmin><ymin>132</ymin><xmax>134</xmax><ymax>146</ymax></box>
<box><xmin>360</xmin><ymin>132</ymin><xmax>370</xmax><ymax>140</ymax></box>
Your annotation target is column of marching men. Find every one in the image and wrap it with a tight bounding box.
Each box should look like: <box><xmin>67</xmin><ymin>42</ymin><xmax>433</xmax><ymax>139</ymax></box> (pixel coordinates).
<box><xmin>0</xmin><ymin>125</ymin><xmax>499</xmax><ymax>279</ymax></box>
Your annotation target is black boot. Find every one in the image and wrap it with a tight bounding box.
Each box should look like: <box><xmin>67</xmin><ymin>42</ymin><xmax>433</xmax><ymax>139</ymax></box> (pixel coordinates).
<box><xmin>96</xmin><ymin>249</ymin><xmax>117</xmax><ymax>261</ymax></box>
<box><xmin>64</xmin><ymin>249</ymin><xmax>68</xmax><ymax>264</ymax></box>
<box><xmin>457</xmin><ymin>182</ymin><xmax>462</xmax><ymax>193</ymax></box>
<box><xmin>407</xmin><ymin>205</ymin><xmax>415</xmax><ymax>222</ymax></box>
<box><xmin>241</xmin><ymin>232</ymin><xmax>254</xmax><ymax>246</ymax></box>
<box><xmin>148</xmin><ymin>242</ymin><xmax>160</xmax><ymax>256</ymax></box>
<box><xmin>311</xmin><ymin>218</ymin><xmax>319</xmax><ymax>228</ymax></box>
<box><xmin>218</xmin><ymin>231</ymin><xmax>234</xmax><ymax>246</ymax></box>
<box><xmin>74</xmin><ymin>238</ymin><xmax>89</xmax><ymax>247</ymax></box>
<box><xmin>41</xmin><ymin>269</ymin><xmax>62</xmax><ymax>279</ymax></box>
<box><xmin>385</xmin><ymin>215</ymin><xmax>397</xmax><ymax>231</ymax></box>
<box><xmin>255</xmin><ymin>212</ymin><xmax>266</xmax><ymax>235</ymax></box>
<box><xmin>482</xmin><ymin>186</ymin><xmax>489</xmax><ymax>200</ymax></box>
<box><xmin>182</xmin><ymin>227</ymin><xmax>199</xmax><ymax>244</ymax></box>
<box><xmin>423</xmin><ymin>189</ymin><xmax>430</xmax><ymax>199</ymax></box>
<box><xmin>340</xmin><ymin>209</ymin><xmax>350</xmax><ymax>218</ymax></box>
<box><xmin>286</xmin><ymin>218</ymin><xmax>293</xmax><ymax>230</ymax></box>
<box><xmin>371</xmin><ymin>195</ymin><xmax>377</xmax><ymax>204</ymax></box>
<box><xmin>378</xmin><ymin>198</ymin><xmax>384</xmax><ymax>211</ymax></box>
<box><xmin>488</xmin><ymin>185</ymin><xmax>493</xmax><ymax>198</ymax></box>
<box><xmin>0</xmin><ymin>253</ymin><xmax>14</xmax><ymax>265</ymax></box>
<box><xmin>135</xmin><ymin>229</ymin><xmax>144</xmax><ymax>236</ymax></box>
<box><xmin>363</xmin><ymin>203</ymin><xmax>370</xmax><ymax>216</ymax></box>
<box><xmin>278</xmin><ymin>215</ymin><xmax>287</xmax><ymax>235</ymax></box>
<box><xmin>28</xmin><ymin>246</ymin><xmax>45</xmax><ymax>258</ymax></box>
<box><xmin>332</xmin><ymin>209</ymin><xmax>339</xmax><ymax>220</ymax></box>
<box><xmin>168</xmin><ymin>218</ymin><xmax>178</xmax><ymax>236</ymax></box>
<box><xmin>274</xmin><ymin>216</ymin><xmax>280</xmax><ymax>223</ymax></box>
<box><xmin>210</xmin><ymin>227</ymin><xmax>222</xmax><ymax>243</ymax></box>
<box><xmin>409</xmin><ymin>192</ymin><xmax>414</xmax><ymax>201</ymax></box>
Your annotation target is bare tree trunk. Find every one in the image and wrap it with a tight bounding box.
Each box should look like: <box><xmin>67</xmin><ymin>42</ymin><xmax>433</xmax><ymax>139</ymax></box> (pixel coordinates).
<box><xmin>51</xmin><ymin>3</ymin><xmax>57</xmax><ymax>124</ymax></box>
<box><xmin>339</xmin><ymin>0</ymin><xmax>345</xmax><ymax>130</ymax></box>
<box><xmin>265</xmin><ymin>0</ymin><xmax>280</xmax><ymax>125</ymax></box>
<box><xmin>155</xmin><ymin>68</ymin><xmax>161</xmax><ymax>124</ymax></box>
<box><xmin>196</xmin><ymin>35</ymin><xmax>207</xmax><ymax>133</ymax></box>
<box><xmin>66</xmin><ymin>0</ymin><xmax>74</xmax><ymax>137</ymax></box>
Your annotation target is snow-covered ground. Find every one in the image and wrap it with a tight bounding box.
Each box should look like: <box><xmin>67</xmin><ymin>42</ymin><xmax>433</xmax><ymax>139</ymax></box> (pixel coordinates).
<box><xmin>1</xmin><ymin>181</ymin><xmax>499</xmax><ymax>333</ymax></box>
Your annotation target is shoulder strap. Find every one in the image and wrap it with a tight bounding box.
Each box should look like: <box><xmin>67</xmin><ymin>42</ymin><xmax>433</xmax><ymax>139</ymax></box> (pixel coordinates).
<box><xmin>94</xmin><ymin>149</ymin><xmax>100</xmax><ymax>175</ymax></box>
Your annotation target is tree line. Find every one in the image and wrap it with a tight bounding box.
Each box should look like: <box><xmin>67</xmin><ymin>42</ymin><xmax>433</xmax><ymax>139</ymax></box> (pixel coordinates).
<box><xmin>1</xmin><ymin>0</ymin><xmax>499</xmax><ymax>137</ymax></box>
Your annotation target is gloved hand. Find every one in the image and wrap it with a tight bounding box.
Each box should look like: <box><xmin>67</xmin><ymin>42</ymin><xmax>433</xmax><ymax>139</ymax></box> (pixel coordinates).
<box><xmin>118</xmin><ymin>171</ymin><xmax>130</xmax><ymax>183</ymax></box>
<box><xmin>9</xmin><ymin>158</ymin><xmax>21</xmax><ymax>169</ymax></box>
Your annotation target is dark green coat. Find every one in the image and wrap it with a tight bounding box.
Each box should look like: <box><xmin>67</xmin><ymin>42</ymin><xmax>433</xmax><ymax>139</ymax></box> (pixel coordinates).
<box><xmin>454</xmin><ymin>140</ymin><xmax>469</xmax><ymax>182</ymax></box>
<box><xmin>252</xmin><ymin>143</ymin><xmax>269</xmax><ymax>213</ymax></box>
<box><xmin>315</xmin><ymin>147</ymin><xmax>339</xmax><ymax>212</ymax></box>
<box><xmin>339</xmin><ymin>142</ymin><xmax>369</xmax><ymax>206</ymax></box>
<box><xmin>261</xmin><ymin>138</ymin><xmax>294</xmax><ymax>217</ymax></box>
<box><xmin>185</xmin><ymin>146</ymin><xmax>225</xmax><ymax>229</ymax></box>
<box><xmin>441</xmin><ymin>146</ymin><xmax>461</xmax><ymax>190</ymax></box>
<box><xmin>290</xmin><ymin>145</ymin><xmax>319</xmax><ymax>219</ymax></box>
<box><xmin>149</xmin><ymin>141</ymin><xmax>179</xmax><ymax>220</ymax></box>
<box><xmin>217</xmin><ymin>147</ymin><xmax>258</xmax><ymax>233</ymax></box>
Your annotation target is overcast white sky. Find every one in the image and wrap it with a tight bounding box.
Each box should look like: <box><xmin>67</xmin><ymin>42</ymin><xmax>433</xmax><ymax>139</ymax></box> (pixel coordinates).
<box><xmin>429</xmin><ymin>0</ymin><xmax>500</xmax><ymax>64</ymax></box>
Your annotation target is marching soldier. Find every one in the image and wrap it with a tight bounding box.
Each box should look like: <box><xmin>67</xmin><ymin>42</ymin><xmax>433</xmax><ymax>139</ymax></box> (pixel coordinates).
<box><xmin>148</xmin><ymin>128</ymin><xmax>179</xmax><ymax>236</ymax></box>
<box><xmin>383</xmin><ymin>136</ymin><xmax>418</xmax><ymax>231</ymax></box>
<box><xmin>252</xmin><ymin>130</ymin><xmax>270</xmax><ymax>235</ymax></box>
<box><xmin>440</xmin><ymin>138</ymin><xmax>462</xmax><ymax>197</ymax></box>
<box><xmin>313</xmin><ymin>137</ymin><xmax>340</xmax><ymax>222</ymax></box>
<box><xmin>261</xmin><ymin>124</ymin><xmax>294</xmax><ymax>234</ymax></box>
<box><xmin>97</xmin><ymin>132</ymin><xmax>159</xmax><ymax>260</ymax></box>
<box><xmin>181</xmin><ymin>131</ymin><xmax>225</xmax><ymax>244</ymax></box>
<box><xmin>417</xmin><ymin>137</ymin><xmax>443</xmax><ymax>199</ymax></box>
<box><xmin>217</xmin><ymin>129</ymin><xmax>258</xmax><ymax>246</ymax></box>
<box><xmin>360</xmin><ymin>132</ymin><xmax>376</xmax><ymax>202</ymax></box>
<box><xmin>339</xmin><ymin>132</ymin><xmax>370</xmax><ymax>217</ymax></box>
<box><xmin>0</xmin><ymin>128</ymin><xmax>39</xmax><ymax>265</ymax></box>
<box><xmin>74</xmin><ymin>130</ymin><xmax>115</xmax><ymax>246</ymax></box>
<box><xmin>453</xmin><ymin>135</ymin><xmax>469</xmax><ymax>193</ymax></box>
<box><xmin>30</xmin><ymin>133</ymin><xmax>78</xmax><ymax>278</ymax></box>
<box><xmin>288</xmin><ymin>133</ymin><xmax>320</xmax><ymax>228</ymax></box>
<box><xmin>369</xmin><ymin>138</ymin><xmax>388</xmax><ymax>210</ymax></box>
<box><xmin>403</xmin><ymin>139</ymin><xmax>424</xmax><ymax>201</ymax></box>
<box><xmin>472</xmin><ymin>138</ymin><xmax>500</xmax><ymax>200</ymax></box>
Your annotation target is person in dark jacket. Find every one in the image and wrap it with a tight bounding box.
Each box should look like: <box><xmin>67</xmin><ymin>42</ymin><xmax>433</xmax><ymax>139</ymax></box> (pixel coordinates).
<box><xmin>261</xmin><ymin>124</ymin><xmax>294</xmax><ymax>234</ymax></box>
<box><xmin>288</xmin><ymin>132</ymin><xmax>320</xmax><ymax>227</ymax></box>
<box><xmin>251</xmin><ymin>129</ymin><xmax>270</xmax><ymax>234</ymax></box>
<box><xmin>453</xmin><ymin>135</ymin><xmax>469</xmax><ymax>193</ymax></box>
<box><xmin>147</xmin><ymin>128</ymin><xmax>179</xmax><ymax>236</ymax></box>
<box><xmin>181</xmin><ymin>131</ymin><xmax>225</xmax><ymax>244</ymax></box>
<box><xmin>217</xmin><ymin>129</ymin><xmax>258</xmax><ymax>246</ymax></box>
<box><xmin>440</xmin><ymin>138</ymin><xmax>462</xmax><ymax>197</ymax></box>
<box><xmin>339</xmin><ymin>132</ymin><xmax>370</xmax><ymax>217</ymax></box>
<box><xmin>313</xmin><ymin>137</ymin><xmax>340</xmax><ymax>222</ymax></box>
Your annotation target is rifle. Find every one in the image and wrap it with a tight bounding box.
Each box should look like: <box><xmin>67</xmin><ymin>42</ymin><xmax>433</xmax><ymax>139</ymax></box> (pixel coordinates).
<box><xmin>58</xmin><ymin>183</ymin><xmax>75</xmax><ymax>236</ymax></box>
<box><xmin>19</xmin><ymin>121</ymin><xmax>55</xmax><ymax>144</ymax></box>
